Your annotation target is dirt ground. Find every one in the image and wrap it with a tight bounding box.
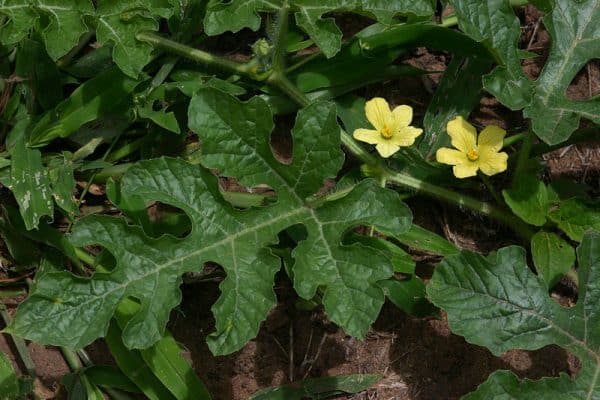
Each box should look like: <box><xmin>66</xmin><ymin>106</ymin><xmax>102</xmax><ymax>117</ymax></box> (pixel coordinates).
<box><xmin>1</xmin><ymin>3</ymin><xmax>600</xmax><ymax>400</ymax></box>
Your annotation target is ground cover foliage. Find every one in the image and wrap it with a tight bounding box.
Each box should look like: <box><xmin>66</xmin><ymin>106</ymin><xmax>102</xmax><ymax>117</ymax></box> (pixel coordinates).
<box><xmin>0</xmin><ymin>0</ymin><xmax>599</xmax><ymax>398</ymax></box>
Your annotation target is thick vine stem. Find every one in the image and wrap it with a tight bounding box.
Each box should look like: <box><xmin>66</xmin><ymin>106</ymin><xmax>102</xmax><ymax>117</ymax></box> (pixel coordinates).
<box><xmin>135</xmin><ymin>32</ymin><xmax>254</xmax><ymax>78</ymax></box>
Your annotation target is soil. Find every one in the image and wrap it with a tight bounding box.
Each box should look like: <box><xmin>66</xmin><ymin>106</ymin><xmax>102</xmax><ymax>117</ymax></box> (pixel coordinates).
<box><xmin>1</xmin><ymin>4</ymin><xmax>600</xmax><ymax>400</ymax></box>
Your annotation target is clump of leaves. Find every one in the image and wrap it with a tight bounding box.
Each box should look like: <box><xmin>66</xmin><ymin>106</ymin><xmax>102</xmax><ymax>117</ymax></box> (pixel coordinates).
<box><xmin>6</xmin><ymin>90</ymin><xmax>412</xmax><ymax>355</ymax></box>
<box><xmin>428</xmin><ymin>230</ymin><xmax>600</xmax><ymax>398</ymax></box>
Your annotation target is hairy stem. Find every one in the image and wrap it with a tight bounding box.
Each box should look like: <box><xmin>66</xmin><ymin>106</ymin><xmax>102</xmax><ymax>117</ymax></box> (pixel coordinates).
<box><xmin>136</xmin><ymin>32</ymin><xmax>253</xmax><ymax>78</ymax></box>
<box><xmin>270</xmin><ymin>2</ymin><xmax>290</xmax><ymax>72</ymax></box>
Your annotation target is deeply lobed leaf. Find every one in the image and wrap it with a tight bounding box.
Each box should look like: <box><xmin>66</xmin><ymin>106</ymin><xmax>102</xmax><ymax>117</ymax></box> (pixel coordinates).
<box><xmin>450</xmin><ymin>0</ymin><xmax>600</xmax><ymax>145</ymax></box>
<box><xmin>8</xmin><ymin>90</ymin><xmax>412</xmax><ymax>356</ymax></box>
<box><xmin>204</xmin><ymin>0</ymin><xmax>435</xmax><ymax>58</ymax></box>
<box><xmin>428</xmin><ymin>230</ymin><xmax>600</xmax><ymax>399</ymax></box>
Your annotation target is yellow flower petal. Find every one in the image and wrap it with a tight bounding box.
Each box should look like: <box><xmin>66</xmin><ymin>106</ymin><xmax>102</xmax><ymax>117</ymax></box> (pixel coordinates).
<box><xmin>390</xmin><ymin>126</ymin><xmax>423</xmax><ymax>146</ymax></box>
<box><xmin>365</xmin><ymin>97</ymin><xmax>391</xmax><ymax>132</ymax></box>
<box><xmin>375</xmin><ymin>142</ymin><xmax>400</xmax><ymax>158</ymax></box>
<box><xmin>353</xmin><ymin>128</ymin><xmax>383</xmax><ymax>145</ymax></box>
<box><xmin>453</xmin><ymin>163</ymin><xmax>479</xmax><ymax>179</ymax></box>
<box><xmin>479</xmin><ymin>150</ymin><xmax>508</xmax><ymax>176</ymax></box>
<box><xmin>447</xmin><ymin>116</ymin><xmax>477</xmax><ymax>153</ymax></box>
<box><xmin>435</xmin><ymin>147</ymin><xmax>469</xmax><ymax>166</ymax></box>
<box><xmin>392</xmin><ymin>105</ymin><xmax>413</xmax><ymax>127</ymax></box>
<box><xmin>478</xmin><ymin>125</ymin><xmax>506</xmax><ymax>152</ymax></box>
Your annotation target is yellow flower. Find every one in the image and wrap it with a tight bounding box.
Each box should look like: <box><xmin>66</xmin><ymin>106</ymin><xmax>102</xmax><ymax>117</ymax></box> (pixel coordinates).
<box><xmin>353</xmin><ymin>97</ymin><xmax>423</xmax><ymax>158</ymax></box>
<box><xmin>435</xmin><ymin>116</ymin><xmax>508</xmax><ymax>179</ymax></box>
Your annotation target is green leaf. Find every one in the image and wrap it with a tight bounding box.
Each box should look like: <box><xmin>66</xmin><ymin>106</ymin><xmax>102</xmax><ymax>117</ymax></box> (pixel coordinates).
<box><xmin>29</xmin><ymin>66</ymin><xmax>139</xmax><ymax>147</ymax></box>
<box><xmin>450</xmin><ymin>0</ymin><xmax>600</xmax><ymax>145</ymax></box>
<box><xmin>204</xmin><ymin>0</ymin><xmax>434</xmax><ymax>58</ymax></box>
<box><xmin>548</xmin><ymin>198</ymin><xmax>600</xmax><ymax>242</ymax></box>
<box><xmin>0</xmin><ymin>1</ymin><xmax>38</xmax><ymax>47</ymax></box>
<box><xmin>502</xmin><ymin>174</ymin><xmax>549</xmax><ymax>226</ymax></box>
<box><xmin>523</xmin><ymin>0</ymin><xmax>600</xmax><ymax>144</ymax></box>
<box><xmin>15</xmin><ymin>38</ymin><xmax>63</xmax><ymax>111</ymax></box>
<box><xmin>8</xmin><ymin>90</ymin><xmax>412</xmax><ymax>356</ymax></box>
<box><xmin>48</xmin><ymin>154</ymin><xmax>79</xmax><ymax>218</ymax></box>
<box><xmin>35</xmin><ymin>0</ymin><xmax>94</xmax><ymax>60</ymax></box>
<box><xmin>85</xmin><ymin>366</ymin><xmax>140</xmax><ymax>393</ymax></box>
<box><xmin>62</xmin><ymin>372</ymin><xmax>106</xmax><ymax>400</ymax></box>
<box><xmin>0</xmin><ymin>1</ymin><xmax>93</xmax><ymax>60</ymax></box>
<box><xmin>9</xmin><ymin>136</ymin><xmax>54</xmax><ymax>230</ymax></box>
<box><xmin>420</xmin><ymin>56</ymin><xmax>491</xmax><ymax>158</ymax></box>
<box><xmin>96</xmin><ymin>1</ymin><xmax>173</xmax><ymax>78</ymax></box>
<box><xmin>105</xmin><ymin>321</ymin><xmax>177</xmax><ymax>400</ymax></box>
<box><xmin>448</xmin><ymin>0</ymin><xmax>532</xmax><ymax>110</ymax></box>
<box><xmin>394</xmin><ymin>224</ymin><xmax>459</xmax><ymax>258</ymax></box>
<box><xmin>380</xmin><ymin>278</ymin><xmax>437</xmax><ymax>317</ymax></box>
<box><xmin>249</xmin><ymin>374</ymin><xmax>382</xmax><ymax>400</ymax></box>
<box><xmin>531</xmin><ymin>231</ymin><xmax>575</xmax><ymax>289</ymax></box>
<box><xmin>427</xmin><ymin>230</ymin><xmax>600</xmax><ymax>399</ymax></box>
<box><xmin>0</xmin><ymin>352</ymin><xmax>20</xmax><ymax>399</ymax></box>
<box><xmin>136</xmin><ymin>86</ymin><xmax>181</xmax><ymax>133</ymax></box>
<box><xmin>114</xmin><ymin>298</ymin><xmax>211</xmax><ymax>400</ymax></box>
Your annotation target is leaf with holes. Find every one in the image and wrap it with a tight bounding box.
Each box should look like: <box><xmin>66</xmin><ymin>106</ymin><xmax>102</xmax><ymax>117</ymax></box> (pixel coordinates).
<box><xmin>95</xmin><ymin>0</ymin><xmax>173</xmax><ymax>78</ymax></box>
<box><xmin>427</xmin><ymin>230</ymin><xmax>600</xmax><ymax>399</ymax></box>
<box><xmin>6</xmin><ymin>89</ymin><xmax>412</xmax><ymax>356</ymax></box>
<box><xmin>449</xmin><ymin>0</ymin><xmax>600</xmax><ymax>144</ymax></box>
<box><xmin>0</xmin><ymin>0</ymin><xmax>93</xmax><ymax>60</ymax></box>
<box><xmin>204</xmin><ymin>0</ymin><xmax>435</xmax><ymax>58</ymax></box>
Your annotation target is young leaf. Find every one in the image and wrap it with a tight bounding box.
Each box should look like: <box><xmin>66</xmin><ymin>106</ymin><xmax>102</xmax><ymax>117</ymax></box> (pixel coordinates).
<box><xmin>29</xmin><ymin>66</ymin><xmax>139</xmax><ymax>147</ymax></box>
<box><xmin>427</xmin><ymin>230</ymin><xmax>600</xmax><ymax>399</ymax></box>
<box><xmin>450</xmin><ymin>0</ymin><xmax>600</xmax><ymax>145</ymax></box>
<box><xmin>204</xmin><ymin>1</ymin><xmax>435</xmax><ymax>58</ymax></box>
<box><xmin>420</xmin><ymin>56</ymin><xmax>491</xmax><ymax>158</ymax></box>
<box><xmin>502</xmin><ymin>174</ymin><xmax>549</xmax><ymax>226</ymax></box>
<box><xmin>96</xmin><ymin>1</ymin><xmax>173</xmax><ymax>78</ymax></box>
<box><xmin>9</xmin><ymin>137</ymin><xmax>54</xmax><ymax>230</ymax></box>
<box><xmin>35</xmin><ymin>0</ymin><xmax>94</xmax><ymax>60</ymax></box>
<box><xmin>7</xmin><ymin>91</ymin><xmax>412</xmax><ymax>357</ymax></box>
<box><xmin>531</xmin><ymin>231</ymin><xmax>575</xmax><ymax>289</ymax></box>
<box><xmin>548</xmin><ymin>198</ymin><xmax>600</xmax><ymax>242</ymax></box>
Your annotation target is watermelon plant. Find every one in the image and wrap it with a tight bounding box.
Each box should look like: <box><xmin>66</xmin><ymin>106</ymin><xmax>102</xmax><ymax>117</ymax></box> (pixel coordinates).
<box><xmin>0</xmin><ymin>0</ymin><xmax>598</xmax><ymax>398</ymax></box>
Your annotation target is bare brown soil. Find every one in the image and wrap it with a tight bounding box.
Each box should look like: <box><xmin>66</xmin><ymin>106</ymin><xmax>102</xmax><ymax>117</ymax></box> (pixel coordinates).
<box><xmin>1</xmin><ymin>4</ymin><xmax>599</xmax><ymax>400</ymax></box>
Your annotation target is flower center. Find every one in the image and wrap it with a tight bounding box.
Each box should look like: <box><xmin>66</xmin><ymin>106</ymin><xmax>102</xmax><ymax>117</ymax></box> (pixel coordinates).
<box><xmin>380</xmin><ymin>125</ymin><xmax>394</xmax><ymax>139</ymax></box>
<box><xmin>467</xmin><ymin>148</ymin><xmax>480</xmax><ymax>161</ymax></box>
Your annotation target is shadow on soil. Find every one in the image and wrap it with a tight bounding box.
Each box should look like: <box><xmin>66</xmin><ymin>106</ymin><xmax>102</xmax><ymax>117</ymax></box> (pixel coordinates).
<box><xmin>170</xmin><ymin>272</ymin><xmax>575</xmax><ymax>400</ymax></box>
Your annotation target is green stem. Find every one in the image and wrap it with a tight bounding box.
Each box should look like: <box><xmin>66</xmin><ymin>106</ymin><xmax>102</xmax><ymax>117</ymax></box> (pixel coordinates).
<box><xmin>106</xmin><ymin>137</ymin><xmax>145</xmax><ymax>163</ymax></box>
<box><xmin>503</xmin><ymin>132</ymin><xmax>527</xmax><ymax>147</ymax></box>
<box><xmin>385</xmin><ymin>169</ymin><xmax>533</xmax><ymax>240</ymax></box>
<box><xmin>136</xmin><ymin>32</ymin><xmax>253</xmax><ymax>77</ymax></box>
<box><xmin>512</xmin><ymin>130</ymin><xmax>534</xmax><ymax>185</ymax></box>
<box><xmin>0</xmin><ymin>306</ymin><xmax>37</xmax><ymax>378</ymax></box>
<box><xmin>480</xmin><ymin>173</ymin><xmax>505</xmax><ymax>207</ymax></box>
<box><xmin>94</xmin><ymin>163</ymin><xmax>133</xmax><ymax>182</ymax></box>
<box><xmin>270</xmin><ymin>2</ymin><xmax>290</xmax><ymax>72</ymax></box>
<box><xmin>61</xmin><ymin>347</ymin><xmax>83</xmax><ymax>371</ymax></box>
